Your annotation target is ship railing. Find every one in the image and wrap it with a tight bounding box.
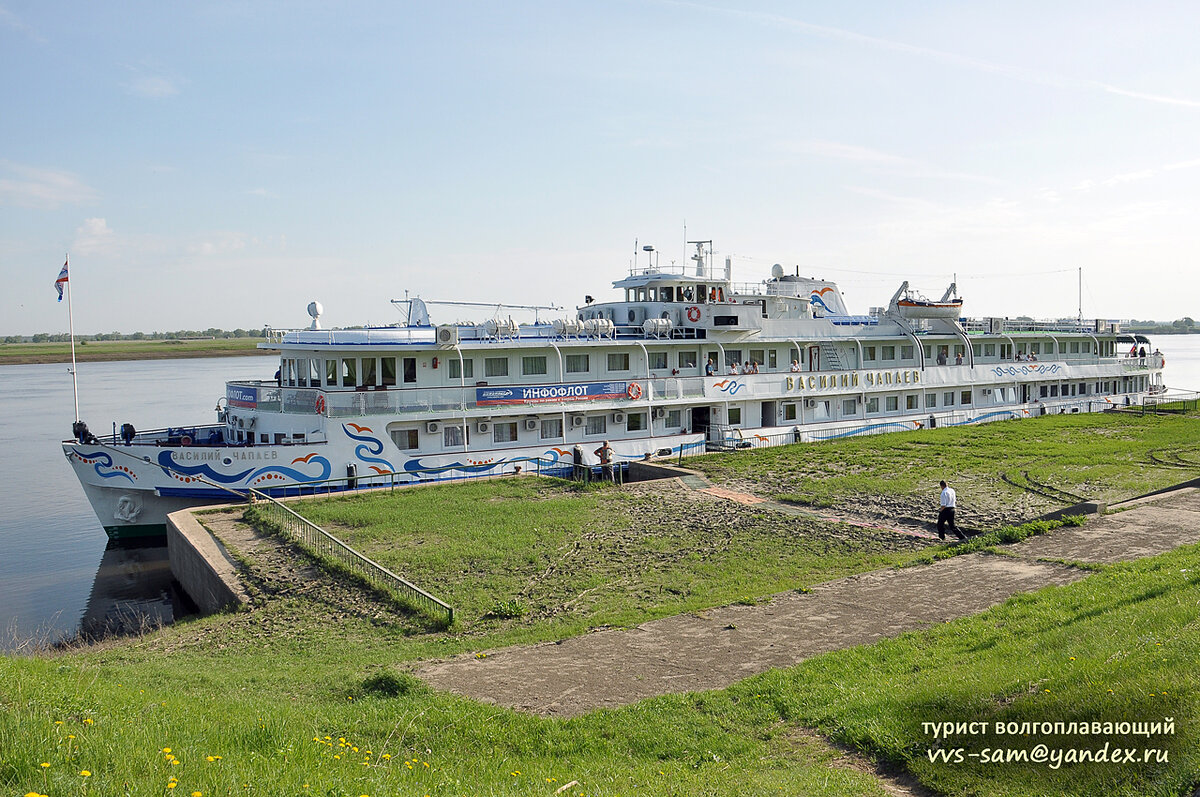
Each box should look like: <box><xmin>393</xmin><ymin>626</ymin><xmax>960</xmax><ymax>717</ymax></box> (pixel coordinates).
<box><xmin>92</xmin><ymin>423</ymin><xmax>227</xmax><ymax>447</ymax></box>
<box><xmin>1138</xmin><ymin>390</ymin><xmax>1200</xmax><ymax>416</ymax></box>
<box><xmin>246</xmin><ymin>488</ymin><xmax>454</xmax><ymax>626</ymax></box>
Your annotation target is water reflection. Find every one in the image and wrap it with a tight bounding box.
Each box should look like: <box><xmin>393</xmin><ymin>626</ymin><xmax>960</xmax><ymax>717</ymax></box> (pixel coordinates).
<box><xmin>78</xmin><ymin>537</ymin><xmax>195</xmax><ymax>643</ymax></box>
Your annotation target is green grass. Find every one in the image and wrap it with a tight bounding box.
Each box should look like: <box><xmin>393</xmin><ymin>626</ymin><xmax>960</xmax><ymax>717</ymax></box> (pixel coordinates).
<box><xmin>688</xmin><ymin>413</ymin><xmax>1200</xmax><ymax>528</ymax></box>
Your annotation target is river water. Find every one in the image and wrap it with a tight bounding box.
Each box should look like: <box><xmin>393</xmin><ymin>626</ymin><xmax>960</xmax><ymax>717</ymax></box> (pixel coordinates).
<box><xmin>2</xmin><ymin>337</ymin><xmax>1199</xmax><ymax>652</ymax></box>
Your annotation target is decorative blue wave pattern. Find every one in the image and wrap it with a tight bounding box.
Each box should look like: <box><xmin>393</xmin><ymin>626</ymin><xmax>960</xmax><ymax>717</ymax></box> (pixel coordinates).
<box><xmin>156</xmin><ymin>451</ymin><xmax>333</xmax><ymax>485</ymax></box>
<box><xmin>712</xmin><ymin>379</ymin><xmax>744</xmax><ymax>395</ymax></box>
<box><xmin>991</xmin><ymin>364</ymin><xmax>1061</xmax><ymax>378</ymax></box>
<box><xmin>74</xmin><ymin>450</ymin><xmax>135</xmax><ymax>483</ymax></box>
<box><xmin>342</xmin><ymin>424</ymin><xmax>396</xmax><ymax>472</ymax></box>
<box><xmin>811</xmin><ymin>421</ymin><xmax>919</xmax><ymax>441</ymax></box>
<box><xmin>947</xmin><ymin>410</ymin><xmax>1025</xmax><ymax>426</ymax></box>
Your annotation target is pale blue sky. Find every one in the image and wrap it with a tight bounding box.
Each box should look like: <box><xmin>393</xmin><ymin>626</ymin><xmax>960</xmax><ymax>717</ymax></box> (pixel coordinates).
<box><xmin>3</xmin><ymin>1</ymin><xmax>1199</xmax><ymax>335</ymax></box>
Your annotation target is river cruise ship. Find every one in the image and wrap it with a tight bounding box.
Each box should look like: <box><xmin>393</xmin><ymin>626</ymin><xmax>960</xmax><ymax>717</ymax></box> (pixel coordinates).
<box><xmin>64</xmin><ymin>242</ymin><xmax>1165</xmax><ymax>538</ymax></box>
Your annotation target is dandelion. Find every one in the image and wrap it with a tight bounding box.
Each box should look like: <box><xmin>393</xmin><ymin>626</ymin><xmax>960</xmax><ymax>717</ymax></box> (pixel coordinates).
<box><xmin>162</xmin><ymin>748</ymin><xmax>172</xmax><ymax>754</ymax></box>
<box><xmin>80</xmin><ymin>770</ymin><xmax>92</xmax><ymax>776</ymax></box>
<box><xmin>166</xmin><ymin>784</ymin><xmax>177</xmax><ymax>790</ymax></box>
<box><xmin>83</xmin><ymin>718</ymin><xmax>94</xmax><ymax>725</ymax></box>
<box><xmin>381</xmin><ymin>753</ymin><xmax>391</xmax><ymax>760</ymax></box>
<box><xmin>40</xmin><ymin>762</ymin><xmax>50</xmax><ymax>769</ymax></box>
<box><xmin>68</xmin><ymin>734</ymin><xmax>76</xmax><ymax>739</ymax></box>
<box><xmin>192</xmin><ymin>792</ymin><xmax>203</xmax><ymax>797</ymax></box>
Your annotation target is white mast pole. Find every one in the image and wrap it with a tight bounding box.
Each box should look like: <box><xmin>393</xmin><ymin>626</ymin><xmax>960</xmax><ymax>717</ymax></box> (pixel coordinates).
<box><xmin>66</xmin><ymin>253</ymin><xmax>80</xmax><ymax>422</ymax></box>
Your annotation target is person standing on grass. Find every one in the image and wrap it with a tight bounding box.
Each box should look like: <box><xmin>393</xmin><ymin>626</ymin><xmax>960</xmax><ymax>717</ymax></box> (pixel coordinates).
<box><xmin>938</xmin><ymin>480</ymin><xmax>966</xmax><ymax>541</ymax></box>
<box><xmin>594</xmin><ymin>440</ymin><xmax>615</xmax><ymax>481</ymax></box>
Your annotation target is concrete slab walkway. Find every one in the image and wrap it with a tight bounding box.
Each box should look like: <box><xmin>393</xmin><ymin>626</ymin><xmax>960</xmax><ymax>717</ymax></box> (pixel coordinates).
<box><xmin>417</xmin><ymin>488</ymin><xmax>1200</xmax><ymax>718</ymax></box>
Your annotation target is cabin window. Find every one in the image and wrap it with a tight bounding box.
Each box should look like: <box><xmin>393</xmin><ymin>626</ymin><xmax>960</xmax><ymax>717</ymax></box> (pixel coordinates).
<box><xmin>906</xmin><ymin>395</ymin><xmax>919</xmax><ymax>410</ymax></box>
<box><xmin>864</xmin><ymin>346</ymin><xmax>876</xmax><ymax>362</ymax></box>
<box><xmin>1030</xmin><ymin>343</ymin><xmax>1040</xmax><ymax>355</ymax></box>
<box><xmin>724</xmin><ymin>350</ymin><xmax>742</xmax><ymax>367</ymax></box>
<box><xmin>999</xmin><ymin>344</ymin><xmax>1012</xmax><ymax>360</ymax></box>
<box><xmin>866</xmin><ymin>397</ymin><xmax>880</xmax><ymax>414</ymax></box>
<box><xmin>944</xmin><ymin>392</ymin><xmax>955</xmax><ymax>406</ymax></box>
<box><xmin>1070</xmin><ymin>341</ymin><xmax>1080</xmax><ymax>354</ymax></box>
<box><xmin>493</xmin><ymin>422</ymin><xmax>518</xmax><ymax>443</ymax></box>
<box><xmin>444</xmin><ymin>425</ymin><xmax>468</xmax><ymax>448</ymax></box>
<box><xmin>650</xmin><ymin>352</ymin><xmax>668</xmax><ymax>370</ymax></box>
<box><xmin>713</xmin><ymin>315</ymin><xmax>737</xmax><ymax>326</ymax></box>
<box><xmin>696</xmin><ymin>284</ymin><xmax>707</xmax><ymax>303</ymax></box>
<box><xmin>886</xmin><ymin>396</ymin><xmax>899</xmax><ymax>412</ymax></box>
<box><xmin>363</xmin><ymin>358</ymin><xmax>378</xmax><ymax>387</ymax></box>
<box><xmin>666</xmin><ymin>409</ymin><xmax>682</xmax><ymax>428</ymax></box>
<box><xmin>522</xmin><ymin>356</ymin><xmax>548</xmax><ymax>376</ymax></box>
<box><xmin>565</xmin><ymin>354</ymin><xmax>589</xmax><ymax>374</ymax></box>
<box><xmin>296</xmin><ymin>359</ymin><xmax>308</xmax><ymax>387</ymax></box>
<box><xmin>607</xmin><ymin>352</ymin><xmax>629</xmax><ymax>372</ymax></box>
<box><xmin>586</xmin><ymin>416</ymin><xmax>607</xmax><ymax>436</ymax></box>
<box><xmin>728</xmin><ymin>407</ymin><xmax>742</xmax><ymax>425</ymax></box>
<box><xmin>768</xmin><ymin>349</ymin><xmax>778</xmax><ymax>369</ymax></box>
<box><xmin>540</xmin><ymin>418</ymin><xmax>563</xmax><ymax>439</ymax></box>
<box><xmin>341</xmin><ymin>358</ymin><xmax>357</xmax><ymax>387</ymax></box>
<box><xmin>926</xmin><ymin>393</ymin><xmax>937</xmax><ymax>408</ymax></box>
<box><xmin>1050</xmin><ymin>385</ymin><xmax>1059</xmax><ymax>397</ymax></box>
<box><xmin>961</xmin><ymin>391</ymin><xmax>972</xmax><ymax>405</ymax></box>
<box><xmin>381</xmin><ymin>357</ymin><xmax>397</xmax><ymax>386</ymax></box>
<box><xmin>783</xmin><ymin>402</ymin><xmax>797</xmax><ymax>420</ymax></box>
<box><xmin>750</xmin><ymin>349</ymin><xmax>765</xmax><ymax>368</ymax></box>
<box><xmin>448</xmin><ymin>358</ymin><xmax>474</xmax><ymax>379</ymax></box>
<box><xmin>325</xmin><ymin>359</ymin><xmax>338</xmax><ymax>386</ymax></box>
<box><xmin>390</xmin><ymin>429</ymin><xmax>419</xmax><ymax>450</ymax></box>
<box><xmin>1040</xmin><ymin>386</ymin><xmax>1049</xmax><ymax>398</ymax></box>
<box><xmin>924</xmin><ymin>345</ymin><xmax>933</xmax><ymax>359</ymax></box>
<box><xmin>984</xmin><ymin>343</ymin><xmax>996</xmax><ymax>357</ymax></box>
<box><xmin>842</xmin><ymin>399</ymin><xmax>857</xmax><ymax>416</ymax></box>
<box><xmin>1082</xmin><ymin>341</ymin><xmax>1091</xmax><ymax>353</ymax></box>
<box><xmin>678</xmin><ymin>351</ymin><xmax>698</xmax><ymax>369</ymax></box>
<box><xmin>485</xmin><ymin>357</ymin><xmax>509</xmax><ymax>378</ymax></box>
<box><xmin>402</xmin><ymin>357</ymin><xmax>416</xmax><ymax>384</ymax></box>
<box><xmin>660</xmin><ymin>286</ymin><xmax>674</xmax><ymax>302</ymax></box>
<box><xmin>901</xmin><ymin>345</ymin><xmax>913</xmax><ymax>360</ymax></box>
<box><xmin>627</xmin><ymin>413</ymin><xmax>647</xmax><ymax>431</ymax></box>
<box><xmin>882</xmin><ymin>345</ymin><xmax>895</xmax><ymax>361</ymax></box>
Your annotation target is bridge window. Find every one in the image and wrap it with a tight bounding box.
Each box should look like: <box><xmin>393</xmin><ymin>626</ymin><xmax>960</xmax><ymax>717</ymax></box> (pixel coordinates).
<box><xmin>381</xmin><ymin>357</ymin><xmax>397</xmax><ymax>386</ymax></box>
<box><xmin>341</xmin><ymin>358</ymin><xmax>357</xmax><ymax>387</ymax></box>
<box><xmin>325</xmin><ymin>359</ymin><xmax>337</xmax><ymax>386</ymax></box>
<box><xmin>363</xmin><ymin>358</ymin><xmax>377</xmax><ymax>387</ymax></box>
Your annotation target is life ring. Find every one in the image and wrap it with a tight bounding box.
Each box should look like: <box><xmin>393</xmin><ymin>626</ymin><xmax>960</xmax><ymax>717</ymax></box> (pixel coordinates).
<box><xmin>686</xmin><ymin>306</ymin><xmax>701</xmax><ymax>322</ymax></box>
<box><xmin>315</xmin><ymin>395</ymin><xmax>326</xmax><ymax>414</ymax></box>
<box><xmin>627</xmin><ymin>382</ymin><xmax>643</xmax><ymax>400</ymax></box>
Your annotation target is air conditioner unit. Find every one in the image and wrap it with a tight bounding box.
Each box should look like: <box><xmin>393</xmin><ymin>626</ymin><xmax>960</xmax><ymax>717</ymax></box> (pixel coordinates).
<box><xmin>613</xmin><ymin>411</ymin><xmax>626</xmax><ymax>424</ymax></box>
<box><xmin>523</xmin><ymin>418</ymin><xmax>538</xmax><ymax>431</ymax></box>
<box><xmin>804</xmin><ymin>399</ymin><xmax>817</xmax><ymax>409</ymax></box>
<box><xmin>983</xmin><ymin>388</ymin><xmax>992</xmax><ymax>395</ymax></box>
<box><xmin>425</xmin><ymin>421</ymin><xmax>440</xmax><ymax>434</ymax></box>
<box><xmin>570</xmin><ymin>414</ymin><xmax>585</xmax><ymax>428</ymax></box>
<box><xmin>652</xmin><ymin>407</ymin><xmax>666</xmax><ymax>420</ymax></box>
<box><xmin>477</xmin><ymin>420</ymin><xmax>491</xmax><ymax>434</ymax></box>
<box><xmin>435</xmin><ymin>325</ymin><xmax>459</xmax><ymax>346</ymax></box>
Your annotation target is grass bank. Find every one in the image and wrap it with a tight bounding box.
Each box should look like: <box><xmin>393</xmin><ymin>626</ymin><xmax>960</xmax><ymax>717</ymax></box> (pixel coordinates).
<box><xmin>0</xmin><ymin>337</ymin><xmax>274</xmax><ymax>364</ymax></box>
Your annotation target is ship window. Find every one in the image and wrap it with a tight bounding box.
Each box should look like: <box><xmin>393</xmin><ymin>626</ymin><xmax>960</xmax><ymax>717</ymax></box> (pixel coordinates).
<box><xmin>926</xmin><ymin>393</ymin><xmax>937</xmax><ymax>408</ymax></box>
<box><xmin>1070</xmin><ymin>341</ymin><xmax>1080</xmax><ymax>354</ymax></box>
<box><xmin>728</xmin><ymin>407</ymin><xmax>741</xmax><ymax>425</ymax></box>
<box><xmin>882</xmin><ymin>346</ymin><xmax>895</xmax><ymax>361</ymax></box>
<box><xmin>540</xmin><ymin>418</ymin><xmax>563</xmax><ymax>439</ymax></box>
<box><xmin>1050</xmin><ymin>385</ymin><xmax>1059</xmax><ymax>397</ymax></box>
<box><xmin>886</xmin><ymin>396</ymin><xmax>899</xmax><ymax>411</ymax></box>
<box><xmin>750</xmin><ymin>349</ymin><xmax>765</xmax><ymax>368</ymax></box>
<box><xmin>666</xmin><ymin>409</ymin><xmax>682</xmax><ymax>428</ymax></box>
<box><xmin>1030</xmin><ymin>343</ymin><xmax>1040</xmax><ymax>355</ymax></box>
<box><xmin>647</xmin><ymin>287</ymin><xmax>657</xmax><ymax>301</ymax></box>
<box><xmin>842</xmin><ymin>399</ymin><xmax>857</xmax><ymax>416</ymax></box>
<box><xmin>999</xmin><ymin>344</ymin><xmax>1012</xmax><ymax>360</ymax></box>
<box><xmin>678</xmin><ymin>351</ymin><xmax>698</xmax><ymax>368</ymax></box>
<box><xmin>565</xmin><ymin>353</ymin><xmax>589</xmax><ymax>373</ymax></box>
<box><xmin>650</xmin><ymin>352</ymin><xmax>668</xmax><ymax>370</ymax></box>
<box><xmin>696</xmin><ymin>284</ymin><xmax>707</xmax><ymax>304</ymax></box>
<box><xmin>390</xmin><ymin>429</ymin><xmax>419</xmax><ymax>450</ymax></box>
<box><xmin>586</xmin><ymin>415</ymin><xmax>607</xmax><ymax>436</ymax></box>
<box><xmin>325</xmin><ymin>359</ymin><xmax>337</xmax><ymax>386</ymax></box>
<box><xmin>448</xmin><ymin>358</ymin><xmax>474</xmax><ymax>379</ymax></box>
<box><xmin>522</xmin><ymin>356</ymin><xmax>548</xmax><ymax>376</ymax></box>
<box><xmin>944</xmin><ymin>392</ymin><xmax>955</xmax><ymax>406</ymax></box>
<box><xmin>906</xmin><ymin>395</ymin><xmax>919</xmax><ymax>410</ymax></box>
<box><xmin>607</xmin><ymin>352</ymin><xmax>629</xmax><ymax>372</ymax></box>
<box><xmin>381</xmin><ymin>357</ymin><xmax>396</xmax><ymax>386</ymax></box>
<box><xmin>864</xmin><ymin>346</ymin><xmax>876</xmax><ymax>362</ymax></box>
<box><xmin>493</xmin><ymin>422</ymin><xmax>518</xmax><ymax>443</ymax></box>
<box><xmin>783</xmin><ymin>402</ymin><xmax>797</xmax><ymax>420</ymax></box>
<box><xmin>865</xmin><ymin>397</ymin><xmax>879</xmax><ymax>414</ymax></box>
<box><xmin>296</xmin><ymin>359</ymin><xmax>308</xmax><ymax>387</ymax></box>
<box><xmin>768</xmin><ymin>349</ymin><xmax>778</xmax><ymax>369</ymax></box>
<box><xmin>901</xmin><ymin>345</ymin><xmax>913</xmax><ymax>360</ymax></box>
<box><xmin>485</xmin><ymin>357</ymin><xmax>509</xmax><ymax>378</ymax></box>
<box><xmin>725</xmin><ymin>350</ymin><xmax>742</xmax><ymax>367</ymax></box>
<box><xmin>1082</xmin><ymin>341</ymin><xmax>1091</xmax><ymax>353</ymax></box>
<box><xmin>713</xmin><ymin>315</ymin><xmax>737</xmax><ymax>326</ymax></box>
<box><xmin>342</xmin><ymin>358</ymin><xmax>357</xmax><ymax>387</ymax></box>
<box><xmin>961</xmin><ymin>391</ymin><xmax>972</xmax><ymax>405</ymax></box>
<box><xmin>627</xmin><ymin>412</ymin><xmax>647</xmax><ymax>431</ymax></box>
<box><xmin>403</xmin><ymin>357</ymin><xmax>417</xmax><ymax>384</ymax></box>
<box><xmin>363</xmin><ymin>358</ymin><xmax>377</xmax><ymax>387</ymax></box>
<box><xmin>444</xmin><ymin>425</ymin><xmax>468</xmax><ymax>448</ymax></box>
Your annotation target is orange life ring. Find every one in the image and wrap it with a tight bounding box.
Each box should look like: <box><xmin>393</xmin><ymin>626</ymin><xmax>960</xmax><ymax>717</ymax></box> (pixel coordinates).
<box><xmin>315</xmin><ymin>395</ymin><xmax>326</xmax><ymax>414</ymax></box>
<box><xmin>627</xmin><ymin>382</ymin><xmax>643</xmax><ymax>400</ymax></box>
<box><xmin>686</xmin><ymin>305</ymin><xmax>700</xmax><ymax>322</ymax></box>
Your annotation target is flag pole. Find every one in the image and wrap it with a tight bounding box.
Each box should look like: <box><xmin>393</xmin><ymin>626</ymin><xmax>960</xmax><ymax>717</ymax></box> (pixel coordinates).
<box><xmin>66</xmin><ymin>253</ymin><xmax>79</xmax><ymax>422</ymax></box>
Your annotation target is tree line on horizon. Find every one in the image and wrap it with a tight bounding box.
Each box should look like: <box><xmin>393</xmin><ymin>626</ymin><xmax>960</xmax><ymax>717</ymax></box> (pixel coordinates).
<box><xmin>4</xmin><ymin>328</ymin><xmax>268</xmax><ymax>344</ymax></box>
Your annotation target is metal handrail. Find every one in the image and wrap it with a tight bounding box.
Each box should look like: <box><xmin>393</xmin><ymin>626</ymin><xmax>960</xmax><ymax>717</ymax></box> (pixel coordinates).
<box><xmin>246</xmin><ymin>489</ymin><xmax>454</xmax><ymax>625</ymax></box>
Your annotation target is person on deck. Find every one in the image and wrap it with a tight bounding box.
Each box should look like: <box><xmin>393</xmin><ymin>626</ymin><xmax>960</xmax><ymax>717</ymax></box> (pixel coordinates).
<box><xmin>594</xmin><ymin>440</ymin><xmax>615</xmax><ymax>481</ymax></box>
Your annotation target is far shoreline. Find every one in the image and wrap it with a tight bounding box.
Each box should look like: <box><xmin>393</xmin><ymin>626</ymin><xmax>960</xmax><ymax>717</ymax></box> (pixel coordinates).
<box><xmin>0</xmin><ymin>341</ymin><xmax>279</xmax><ymax>366</ymax></box>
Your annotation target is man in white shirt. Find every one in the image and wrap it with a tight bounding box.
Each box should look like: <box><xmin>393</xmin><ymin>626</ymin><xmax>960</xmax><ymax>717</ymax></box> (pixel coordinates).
<box><xmin>938</xmin><ymin>480</ymin><xmax>966</xmax><ymax>541</ymax></box>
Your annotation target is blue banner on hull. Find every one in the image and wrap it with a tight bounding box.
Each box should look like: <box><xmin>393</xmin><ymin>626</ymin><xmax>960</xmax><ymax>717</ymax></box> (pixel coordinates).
<box><xmin>475</xmin><ymin>381</ymin><xmax>629</xmax><ymax>406</ymax></box>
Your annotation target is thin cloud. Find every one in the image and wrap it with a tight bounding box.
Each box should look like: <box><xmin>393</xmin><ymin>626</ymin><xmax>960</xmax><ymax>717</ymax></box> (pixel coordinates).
<box><xmin>0</xmin><ymin>5</ymin><xmax>46</xmax><ymax>43</ymax></box>
<box><xmin>1074</xmin><ymin>157</ymin><xmax>1200</xmax><ymax>191</ymax></box>
<box><xmin>73</xmin><ymin>217</ymin><xmax>116</xmax><ymax>255</ymax></box>
<box><xmin>126</xmin><ymin>75</ymin><xmax>180</xmax><ymax>98</ymax></box>
<box><xmin>668</xmin><ymin>1</ymin><xmax>1200</xmax><ymax>109</ymax></box>
<box><xmin>0</xmin><ymin>161</ymin><xmax>99</xmax><ymax>208</ymax></box>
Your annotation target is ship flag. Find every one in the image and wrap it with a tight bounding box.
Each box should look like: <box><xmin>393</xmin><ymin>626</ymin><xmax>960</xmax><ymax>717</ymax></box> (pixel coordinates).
<box><xmin>55</xmin><ymin>257</ymin><xmax>69</xmax><ymax>301</ymax></box>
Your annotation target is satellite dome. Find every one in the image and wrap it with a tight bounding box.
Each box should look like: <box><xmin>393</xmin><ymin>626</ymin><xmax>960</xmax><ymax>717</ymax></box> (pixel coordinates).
<box><xmin>307</xmin><ymin>301</ymin><xmax>323</xmax><ymax>330</ymax></box>
<box><xmin>771</xmin><ymin>263</ymin><xmax>785</xmax><ymax>279</ymax></box>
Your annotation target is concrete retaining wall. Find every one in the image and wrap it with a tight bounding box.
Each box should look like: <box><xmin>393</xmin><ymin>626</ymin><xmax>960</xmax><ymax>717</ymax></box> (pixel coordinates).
<box><xmin>167</xmin><ymin>509</ymin><xmax>249</xmax><ymax>614</ymax></box>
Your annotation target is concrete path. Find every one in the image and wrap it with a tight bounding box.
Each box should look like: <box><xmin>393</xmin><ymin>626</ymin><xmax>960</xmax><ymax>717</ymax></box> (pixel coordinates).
<box><xmin>417</xmin><ymin>488</ymin><xmax>1200</xmax><ymax>718</ymax></box>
